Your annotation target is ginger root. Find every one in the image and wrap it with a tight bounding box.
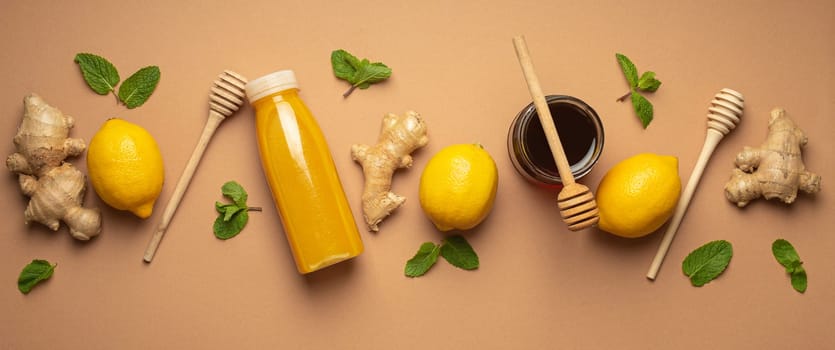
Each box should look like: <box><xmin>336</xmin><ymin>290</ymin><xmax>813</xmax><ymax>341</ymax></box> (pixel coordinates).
<box><xmin>6</xmin><ymin>94</ymin><xmax>101</xmax><ymax>240</ymax></box>
<box><xmin>724</xmin><ymin>108</ymin><xmax>821</xmax><ymax>207</ymax></box>
<box><xmin>351</xmin><ymin>111</ymin><xmax>428</xmax><ymax>231</ymax></box>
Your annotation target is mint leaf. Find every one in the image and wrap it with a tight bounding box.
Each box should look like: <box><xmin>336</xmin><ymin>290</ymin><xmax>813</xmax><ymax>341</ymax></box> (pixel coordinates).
<box><xmin>331</xmin><ymin>49</ymin><xmax>391</xmax><ymax>97</ymax></box>
<box><xmin>331</xmin><ymin>49</ymin><xmax>360</xmax><ymax>81</ymax></box>
<box><xmin>637</xmin><ymin>71</ymin><xmax>662</xmax><ymax>92</ymax></box>
<box><xmin>74</xmin><ymin>53</ymin><xmax>120</xmax><ymax>95</ymax></box>
<box><xmin>117</xmin><ymin>66</ymin><xmax>160</xmax><ymax>109</ymax></box>
<box><xmin>682</xmin><ymin>240</ymin><xmax>732</xmax><ymax>287</ymax></box>
<box><xmin>791</xmin><ymin>267</ymin><xmax>807</xmax><ymax>293</ymax></box>
<box><xmin>440</xmin><ymin>235</ymin><xmax>479</xmax><ymax>270</ymax></box>
<box><xmin>615</xmin><ymin>53</ymin><xmax>638</xmax><ymax>87</ymax></box>
<box><xmin>18</xmin><ymin>259</ymin><xmax>56</xmax><ymax>294</ymax></box>
<box><xmin>772</xmin><ymin>239</ymin><xmax>807</xmax><ymax>293</ymax></box>
<box><xmin>221</xmin><ymin>181</ymin><xmax>248</xmax><ymax>207</ymax></box>
<box><xmin>772</xmin><ymin>239</ymin><xmax>801</xmax><ymax>268</ymax></box>
<box><xmin>630</xmin><ymin>90</ymin><xmax>654</xmax><ymax>128</ymax></box>
<box><xmin>405</xmin><ymin>242</ymin><xmax>440</xmax><ymax>277</ymax></box>
<box><xmin>214</xmin><ymin>211</ymin><xmax>248</xmax><ymax>240</ymax></box>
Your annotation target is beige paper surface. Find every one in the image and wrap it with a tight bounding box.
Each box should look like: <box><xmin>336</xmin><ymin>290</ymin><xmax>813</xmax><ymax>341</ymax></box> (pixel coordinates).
<box><xmin>1</xmin><ymin>1</ymin><xmax>833</xmax><ymax>348</ymax></box>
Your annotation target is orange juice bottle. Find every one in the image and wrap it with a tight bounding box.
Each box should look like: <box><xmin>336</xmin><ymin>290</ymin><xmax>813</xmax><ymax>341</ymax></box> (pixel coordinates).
<box><xmin>245</xmin><ymin>70</ymin><xmax>363</xmax><ymax>274</ymax></box>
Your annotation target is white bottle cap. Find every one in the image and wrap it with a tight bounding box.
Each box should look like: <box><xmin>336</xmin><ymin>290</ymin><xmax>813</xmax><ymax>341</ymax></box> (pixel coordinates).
<box><xmin>245</xmin><ymin>70</ymin><xmax>299</xmax><ymax>103</ymax></box>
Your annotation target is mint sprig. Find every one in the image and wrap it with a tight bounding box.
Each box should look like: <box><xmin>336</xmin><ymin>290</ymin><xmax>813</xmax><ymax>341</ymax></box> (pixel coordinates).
<box><xmin>772</xmin><ymin>239</ymin><xmax>807</xmax><ymax>293</ymax></box>
<box><xmin>18</xmin><ymin>259</ymin><xmax>56</xmax><ymax>294</ymax></box>
<box><xmin>74</xmin><ymin>53</ymin><xmax>160</xmax><ymax>109</ymax></box>
<box><xmin>404</xmin><ymin>235</ymin><xmax>479</xmax><ymax>277</ymax></box>
<box><xmin>615</xmin><ymin>53</ymin><xmax>662</xmax><ymax>128</ymax></box>
<box><xmin>331</xmin><ymin>49</ymin><xmax>391</xmax><ymax>98</ymax></box>
<box><xmin>213</xmin><ymin>181</ymin><xmax>261</xmax><ymax>240</ymax></box>
<box><xmin>682</xmin><ymin>240</ymin><xmax>732</xmax><ymax>287</ymax></box>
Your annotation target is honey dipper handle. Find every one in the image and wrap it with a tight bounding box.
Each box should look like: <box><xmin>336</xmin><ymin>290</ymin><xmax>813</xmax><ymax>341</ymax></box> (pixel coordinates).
<box><xmin>512</xmin><ymin>36</ymin><xmax>576</xmax><ymax>185</ymax></box>
<box><xmin>143</xmin><ymin>111</ymin><xmax>225</xmax><ymax>263</ymax></box>
<box><xmin>646</xmin><ymin>130</ymin><xmax>723</xmax><ymax>280</ymax></box>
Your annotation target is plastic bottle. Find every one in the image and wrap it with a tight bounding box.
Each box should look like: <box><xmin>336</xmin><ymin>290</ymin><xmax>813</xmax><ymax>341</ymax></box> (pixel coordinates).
<box><xmin>245</xmin><ymin>70</ymin><xmax>363</xmax><ymax>274</ymax></box>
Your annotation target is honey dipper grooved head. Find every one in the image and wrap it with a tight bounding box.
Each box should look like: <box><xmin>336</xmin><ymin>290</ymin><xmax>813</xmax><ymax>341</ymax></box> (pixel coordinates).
<box><xmin>707</xmin><ymin>88</ymin><xmax>744</xmax><ymax>135</ymax></box>
<box><xmin>557</xmin><ymin>184</ymin><xmax>599</xmax><ymax>231</ymax></box>
<box><xmin>210</xmin><ymin>70</ymin><xmax>248</xmax><ymax>117</ymax></box>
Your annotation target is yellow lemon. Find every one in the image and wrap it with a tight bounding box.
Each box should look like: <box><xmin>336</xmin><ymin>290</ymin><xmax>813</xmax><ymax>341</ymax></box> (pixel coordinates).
<box><xmin>596</xmin><ymin>153</ymin><xmax>681</xmax><ymax>238</ymax></box>
<box><xmin>419</xmin><ymin>144</ymin><xmax>498</xmax><ymax>232</ymax></box>
<box><xmin>87</xmin><ymin>118</ymin><xmax>164</xmax><ymax>219</ymax></box>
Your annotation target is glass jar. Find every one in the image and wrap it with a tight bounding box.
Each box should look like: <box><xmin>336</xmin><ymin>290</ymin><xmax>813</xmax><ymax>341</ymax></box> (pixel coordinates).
<box><xmin>507</xmin><ymin>95</ymin><xmax>605</xmax><ymax>188</ymax></box>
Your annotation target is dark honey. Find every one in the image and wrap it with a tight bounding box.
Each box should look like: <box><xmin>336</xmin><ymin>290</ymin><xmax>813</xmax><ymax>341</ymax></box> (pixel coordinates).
<box><xmin>525</xmin><ymin>103</ymin><xmax>597</xmax><ymax>177</ymax></box>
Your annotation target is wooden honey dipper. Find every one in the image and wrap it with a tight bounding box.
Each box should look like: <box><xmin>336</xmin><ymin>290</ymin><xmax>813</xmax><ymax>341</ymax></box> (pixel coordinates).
<box><xmin>646</xmin><ymin>88</ymin><xmax>744</xmax><ymax>280</ymax></box>
<box><xmin>512</xmin><ymin>36</ymin><xmax>599</xmax><ymax>231</ymax></box>
<box><xmin>143</xmin><ymin>70</ymin><xmax>248</xmax><ymax>263</ymax></box>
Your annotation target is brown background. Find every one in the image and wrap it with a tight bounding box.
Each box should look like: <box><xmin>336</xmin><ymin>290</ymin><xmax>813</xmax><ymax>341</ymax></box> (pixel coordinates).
<box><xmin>1</xmin><ymin>0</ymin><xmax>833</xmax><ymax>349</ymax></box>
